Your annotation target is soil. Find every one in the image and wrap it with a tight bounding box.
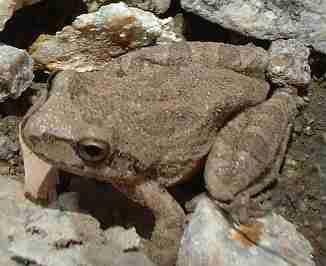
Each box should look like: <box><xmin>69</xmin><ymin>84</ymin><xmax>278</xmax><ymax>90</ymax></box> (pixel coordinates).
<box><xmin>273</xmin><ymin>79</ymin><xmax>326</xmax><ymax>266</ymax></box>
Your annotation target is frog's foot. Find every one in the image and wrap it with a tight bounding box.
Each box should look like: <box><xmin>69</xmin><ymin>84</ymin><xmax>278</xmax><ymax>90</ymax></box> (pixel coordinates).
<box><xmin>214</xmin><ymin>173</ymin><xmax>277</xmax><ymax>225</ymax></box>
<box><xmin>113</xmin><ymin>180</ymin><xmax>185</xmax><ymax>266</ymax></box>
<box><xmin>19</xmin><ymin>127</ymin><xmax>59</xmax><ymax>205</ymax></box>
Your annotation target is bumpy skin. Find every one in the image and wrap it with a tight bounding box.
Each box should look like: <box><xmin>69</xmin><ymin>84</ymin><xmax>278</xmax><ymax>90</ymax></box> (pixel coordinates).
<box><xmin>205</xmin><ymin>91</ymin><xmax>294</xmax><ymax>224</ymax></box>
<box><xmin>21</xmin><ymin>42</ymin><xmax>275</xmax><ymax>265</ymax></box>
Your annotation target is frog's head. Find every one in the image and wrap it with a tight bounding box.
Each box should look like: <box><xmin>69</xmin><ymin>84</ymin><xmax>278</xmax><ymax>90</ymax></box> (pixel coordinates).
<box><xmin>22</xmin><ymin>70</ymin><xmax>142</xmax><ymax>182</ymax></box>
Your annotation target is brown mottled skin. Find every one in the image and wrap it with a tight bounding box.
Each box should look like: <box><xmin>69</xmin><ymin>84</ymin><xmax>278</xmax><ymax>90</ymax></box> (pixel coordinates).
<box><xmin>21</xmin><ymin>42</ymin><xmax>294</xmax><ymax>265</ymax></box>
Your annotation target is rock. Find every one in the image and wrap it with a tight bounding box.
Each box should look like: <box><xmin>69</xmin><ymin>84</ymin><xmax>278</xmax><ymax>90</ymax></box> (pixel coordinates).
<box><xmin>52</xmin><ymin>192</ymin><xmax>80</xmax><ymax>212</ymax></box>
<box><xmin>267</xmin><ymin>39</ymin><xmax>311</xmax><ymax>88</ymax></box>
<box><xmin>8</xmin><ymin>207</ymin><xmax>155</xmax><ymax>266</ymax></box>
<box><xmin>30</xmin><ymin>2</ymin><xmax>182</xmax><ymax>72</ymax></box>
<box><xmin>0</xmin><ymin>135</ymin><xmax>19</xmax><ymax>160</ymax></box>
<box><xmin>112</xmin><ymin>252</ymin><xmax>157</xmax><ymax>266</ymax></box>
<box><xmin>177</xmin><ymin>196</ymin><xmax>315</xmax><ymax>266</ymax></box>
<box><xmin>0</xmin><ymin>175</ymin><xmax>154</xmax><ymax>266</ymax></box>
<box><xmin>0</xmin><ymin>44</ymin><xmax>34</xmax><ymax>102</ymax></box>
<box><xmin>0</xmin><ymin>0</ymin><xmax>43</xmax><ymax>31</ymax></box>
<box><xmin>181</xmin><ymin>0</ymin><xmax>326</xmax><ymax>54</ymax></box>
<box><xmin>83</xmin><ymin>0</ymin><xmax>171</xmax><ymax>14</ymax></box>
<box><xmin>105</xmin><ymin>226</ymin><xmax>141</xmax><ymax>251</ymax></box>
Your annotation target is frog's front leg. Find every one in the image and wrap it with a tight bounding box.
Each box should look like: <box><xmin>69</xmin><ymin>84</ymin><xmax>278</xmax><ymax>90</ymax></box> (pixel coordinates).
<box><xmin>19</xmin><ymin>125</ymin><xmax>59</xmax><ymax>204</ymax></box>
<box><xmin>205</xmin><ymin>91</ymin><xmax>294</xmax><ymax>224</ymax></box>
<box><xmin>112</xmin><ymin>180</ymin><xmax>185</xmax><ymax>266</ymax></box>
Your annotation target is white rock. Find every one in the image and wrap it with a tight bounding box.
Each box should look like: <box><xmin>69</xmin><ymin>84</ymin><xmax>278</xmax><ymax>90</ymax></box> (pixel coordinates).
<box><xmin>83</xmin><ymin>0</ymin><xmax>171</xmax><ymax>14</ymax></box>
<box><xmin>31</xmin><ymin>2</ymin><xmax>182</xmax><ymax>72</ymax></box>
<box><xmin>181</xmin><ymin>0</ymin><xmax>326</xmax><ymax>54</ymax></box>
<box><xmin>177</xmin><ymin>196</ymin><xmax>315</xmax><ymax>266</ymax></box>
<box><xmin>105</xmin><ymin>226</ymin><xmax>141</xmax><ymax>251</ymax></box>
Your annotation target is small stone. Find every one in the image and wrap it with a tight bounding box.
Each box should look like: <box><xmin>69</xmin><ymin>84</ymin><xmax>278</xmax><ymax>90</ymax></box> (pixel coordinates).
<box><xmin>267</xmin><ymin>39</ymin><xmax>311</xmax><ymax>87</ymax></box>
<box><xmin>0</xmin><ymin>44</ymin><xmax>34</xmax><ymax>102</ymax></box>
<box><xmin>177</xmin><ymin>196</ymin><xmax>315</xmax><ymax>266</ymax></box>
<box><xmin>53</xmin><ymin>192</ymin><xmax>80</xmax><ymax>212</ymax></box>
<box><xmin>105</xmin><ymin>226</ymin><xmax>141</xmax><ymax>251</ymax></box>
<box><xmin>0</xmin><ymin>135</ymin><xmax>19</xmax><ymax>160</ymax></box>
<box><xmin>303</xmin><ymin>126</ymin><xmax>313</xmax><ymax>136</ymax></box>
<box><xmin>30</xmin><ymin>2</ymin><xmax>182</xmax><ymax>72</ymax></box>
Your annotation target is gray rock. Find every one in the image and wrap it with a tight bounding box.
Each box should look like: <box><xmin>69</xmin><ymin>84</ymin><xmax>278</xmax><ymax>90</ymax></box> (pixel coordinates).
<box><xmin>0</xmin><ymin>0</ymin><xmax>43</xmax><ymax>31</ymax></box>
<box><xmin>0</xmin><ymin>175</ymin><xmax>154</xmax><ymax>266</ymax></box>
<box><xmin>181</xmin><ymin>0</ymin><xmax>326</xmax><ymax>54</ymax></box>
<box><xmin>9</xmin><ymin>208</ymin><xmax>108</xmax><ymax>266</ymax></box>
<box><xmin>0</xmin><ymin>135</ymin><xmax>19</xmax><ymax>160</ymax></box>
<box><xmin>267</xmin><ymin>39</ymin><xmax>311</xmax><ymax>87</ymax></box>
<box><xmin>177</xmin><ymin>196</ymin><xmax>315</xmax><ymax>266</ymax></box>
<box><xmin>0</xmin><ymin>44</ymin><xmax>34</xmax><ymax>102</ymax></box>
<box><xmin>83</xmin><ymin>0</ymin><xmax>171</xmax><ymax>14</ymax></box>
<box><xmin>30</xmin><ymin>2</ymin><xmax>182</xmax><ymax>72</ymax></box>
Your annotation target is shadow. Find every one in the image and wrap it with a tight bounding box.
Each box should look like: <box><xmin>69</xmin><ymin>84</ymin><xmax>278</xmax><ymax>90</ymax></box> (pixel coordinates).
<box><xmin>64</xmin><ymin>174</ymin><xmax>155</xmax><ymax>239</ymax></box>
<box><xmin>0</xmin><ymin>0</ymin><xmax>87</xmax><ymax>49</ymax></box>
<box><xmin>183</xmin><ymin>12</ymin><xmax>270</xmax><ymax>49</ymax></box>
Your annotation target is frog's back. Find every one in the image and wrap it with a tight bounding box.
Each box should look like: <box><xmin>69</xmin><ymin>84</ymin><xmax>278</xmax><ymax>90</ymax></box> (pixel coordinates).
<box><xmin>77</xmin><ymin>62</ymin><xmax>269</xmax><ymax>167</ymax></box>
<box><xmin>24</xmin><ymin>61</ymin><xmax>269</xmax><ymax>184</ymax></box>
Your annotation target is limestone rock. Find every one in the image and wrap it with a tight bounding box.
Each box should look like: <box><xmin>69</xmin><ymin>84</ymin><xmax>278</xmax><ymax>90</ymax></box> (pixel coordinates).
<box><xmin>267</xmin><ymin>39</ymin><xmax>311</xmax><ymax>87</ymax></box>
<box><xmin>83</xmin><ymin>0</ymin><xmax>171</xmax><ymax>14</ymax></box>
<box><xmin>0</xmin><ymin>0</ymin><xmax>43</xmax><ymax>31</ymax></box>
<box><xmin>0</xmin><ymin>175</ymin><xmax>155</xmax><ymax>266</ymax></box>
<box><xmin>181</xmin><ymin>0</ymin><xmax>326</xmax><ymax>54</ymax></box>
<box><xmin>0</xmin><ymin>44</ymin><xmax>34</xmax><ymax>102</ymax></box>
<box><xmin>30</xmin><ymin>2</ymin><xmax>182</xmax><ymax>72</ymax></box>
<box><xmin>177</xmin><ymin>196</ymin><xmax>315</xmax><ymax>266</ymax></box>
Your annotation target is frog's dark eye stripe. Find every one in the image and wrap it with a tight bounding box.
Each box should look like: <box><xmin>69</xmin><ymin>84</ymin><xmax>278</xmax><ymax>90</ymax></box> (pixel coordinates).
<box><xmin>76</xmin><ymin>138</ymin><xmax>110</xmax><ymax>162</ymax></box>
<box><xmin>46</xmin><ymin>70</ymin><xmax>64</xmax><ymax>96</ymax></box>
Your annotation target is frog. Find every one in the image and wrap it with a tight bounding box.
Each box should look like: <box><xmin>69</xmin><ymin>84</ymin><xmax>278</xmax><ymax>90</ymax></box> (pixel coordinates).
<box><xmin>19</xmin><ymin>42</ymin><xmax>295</xmax><ymax>265</ymax></box>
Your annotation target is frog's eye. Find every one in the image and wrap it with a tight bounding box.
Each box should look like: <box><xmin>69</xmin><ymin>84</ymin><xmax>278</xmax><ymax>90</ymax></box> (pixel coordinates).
<box><xmin>76</xmin><ymin>138</ymin><xmax>110</xmax><ymax>162</ymax></box>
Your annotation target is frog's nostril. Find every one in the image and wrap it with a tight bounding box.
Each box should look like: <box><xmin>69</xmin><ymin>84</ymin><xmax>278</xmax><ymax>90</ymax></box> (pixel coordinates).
<box><xmin>77</xmin><ymin>139</ymin><xmax>109</xmax><ymax>162</ymax></box>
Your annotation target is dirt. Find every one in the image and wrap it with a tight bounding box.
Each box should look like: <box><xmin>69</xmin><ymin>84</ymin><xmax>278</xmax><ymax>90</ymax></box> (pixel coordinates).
<box><xmin>273</xmin><ymin>79</ymin><xmax>326</xmax><ymax>266</ymax></box>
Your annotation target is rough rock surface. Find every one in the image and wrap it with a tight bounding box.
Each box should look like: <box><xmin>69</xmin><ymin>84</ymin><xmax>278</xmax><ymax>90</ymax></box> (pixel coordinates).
<box><xmin>181</xmin><ymin>0</ymin><xmax>326</xmax><ymax>54</ymax></box>
<box><xmin>30</xmin><ymin>2</ymin><xmax>182</xmax><ymax>72</ymax></box>
<box><xmin>177</xmin><ymin>196</ymin><xmax>315</xmax><ymax>266</ymax></box>
<box><xmin>0</xmin><ymin>44</ymin><xmax>34</xmax><ymax>102</ymax></box>
<box><xmin>267</xmin><ymin>39</ymin><xmax>311</xmax><ymax>87</ymax></box>
<box><xmin>0</xmin><ymin>0</ymin><xmax>43</xmax><ymax>30</ymax></box>
<box><xmin>83</xmin><ymin>0</ymin><xmax>171</xmax><ymax>14</ymax></box>
<box><xmin>105</xmin><ymin>226</ymin><xmax>141</xmax><ymax>251</ymax></box>
<box><xmin>0</xmin><ymin>135</ymin><xmax>19</xmax><ymax>160</ymax></box>
<box><xmin>0</xmin><ymin>175</ymin><xmax>156</xmax><ymax>266</ymax></box>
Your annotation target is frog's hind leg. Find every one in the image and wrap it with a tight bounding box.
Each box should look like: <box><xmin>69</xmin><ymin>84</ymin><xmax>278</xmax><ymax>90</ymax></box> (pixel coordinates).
<box><xmin>248</xmin><ymin>123</ymin><xmax>292</xmax><ymax>200</ymax></box>
<box><xmin>227</xmin><ymin>122</ymin><xmax>292</xmax><ymax>224</ymax></box>
<box><xmin>19</xmin><ymin>128</ymin><xmax>59</xmax><ymax>205</ymax></box>
<box><xmin>112</xmin><ymin>180</ymin><xmax>185</xmax><ymax>266</ymax></box>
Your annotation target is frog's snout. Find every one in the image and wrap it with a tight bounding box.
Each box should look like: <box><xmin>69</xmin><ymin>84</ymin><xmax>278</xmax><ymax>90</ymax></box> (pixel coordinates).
<box><xmin>76</xmin><ymin>138</ymin><xmax>110</xmax><ymax>162</ymax></box>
